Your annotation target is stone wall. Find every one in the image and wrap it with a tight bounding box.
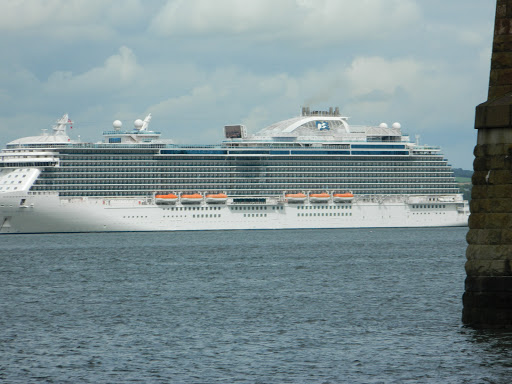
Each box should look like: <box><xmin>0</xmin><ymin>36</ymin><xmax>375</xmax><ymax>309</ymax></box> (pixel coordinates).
<box><xmin>463</xmin><ymin>138</ymin><xmax>512</xmax><ymax>327</ymax></box>
<box><xmin>463</xmin><ymin>0</ymin><xmax>512</xmax><ymax>328</ymax></box>
<box><xmin>490</xmin><ymin>1</ymin><xmax>512</xmax><ymax>99</ymax></box>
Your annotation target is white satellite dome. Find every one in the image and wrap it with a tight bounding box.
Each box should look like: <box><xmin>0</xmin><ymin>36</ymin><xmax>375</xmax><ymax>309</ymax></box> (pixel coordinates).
<box><xmin>392</xmin><ymin>122</ymin><xmax>401</xmax><ymax>129</ymax></box>
<box><xmin>379</xmin><ymin>123</ymin><xmax>388</xmax><ymax>129</ymax></box>
<box><xmin>113</xmin><ymin>120</ymin><xmax>122</xmax><ymax>130</ymax></box>
<box><xmin>134</xmin><ymin>119</ymin><xmax>144</xmax><ymax>130</ymax></box>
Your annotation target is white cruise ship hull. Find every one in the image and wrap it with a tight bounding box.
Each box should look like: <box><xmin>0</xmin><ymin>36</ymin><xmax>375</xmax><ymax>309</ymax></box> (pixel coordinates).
<box><xmin>0</xmin><ymin>193</ymin><xmax>468</xmax><ymax>234</ymax></box>
<box><xmin>0</xmin><ymin>111</ymin><xmax>470</xmax><ymax>233</ymax></box>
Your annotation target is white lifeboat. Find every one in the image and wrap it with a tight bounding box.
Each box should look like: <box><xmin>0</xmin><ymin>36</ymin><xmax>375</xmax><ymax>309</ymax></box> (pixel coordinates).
<box><xmin>333</xmin><ymin>192</ymin><xmax>354</xmax><ymax>202</ymax></box>
<box><xmin>285</xmin><ymin>193</ymin><xmax>307</xmax><ymax>203</ymax></box>
<box><xmin>309</xmin><ymin>193</ymin><xmax>330</xmax><ymax>203</ymax></box>
<box><xmin>155</xmin><ymin>193</ymin><xmax>178</xmax><ymax>204</ymax></box>
<box><xmin>205</xmin><ymin>193</ymin><xmax>228</xmax><ymax>204</ymax></box>
<box><xmin>181</xmin><ymin>193</ymin><xmax>203</xmax><ymax>204</ymax></box>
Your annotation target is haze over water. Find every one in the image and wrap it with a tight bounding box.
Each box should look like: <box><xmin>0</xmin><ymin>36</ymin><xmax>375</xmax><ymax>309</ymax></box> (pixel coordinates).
<box><xmin>1</xmin><ymin>228</ymin><xmax>512</xmax><ymax>383</ymax></box>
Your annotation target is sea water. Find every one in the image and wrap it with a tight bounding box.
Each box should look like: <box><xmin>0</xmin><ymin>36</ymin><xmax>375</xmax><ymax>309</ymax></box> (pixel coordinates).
<box><xmin>1</xmin><ymin>228</ymin><xmax>512</xmax><ymax>383</ymax></box>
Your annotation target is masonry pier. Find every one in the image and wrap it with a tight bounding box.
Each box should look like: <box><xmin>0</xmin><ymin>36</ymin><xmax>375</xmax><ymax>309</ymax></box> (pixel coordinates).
<box><xmin>463</xmin><ymin>0</ymin><xmax>512</xmax><ymax>328</ymax></box>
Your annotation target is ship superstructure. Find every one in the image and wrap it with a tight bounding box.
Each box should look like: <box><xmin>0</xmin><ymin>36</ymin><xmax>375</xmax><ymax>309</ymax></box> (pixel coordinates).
<box><xmin>0</xmin><ymin>108</ymin><xmax>469</xmax><ymax>233</ymax></box>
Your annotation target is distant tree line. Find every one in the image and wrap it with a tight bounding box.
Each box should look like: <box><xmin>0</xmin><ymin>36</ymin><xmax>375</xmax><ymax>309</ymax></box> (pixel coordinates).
<box><xmin>452</xmin><ymin>168</ymin><xmax>473</xmax><ymax>178</ymax></box>
<box><xmin>452</xmin><ymin>168</ymin><xmax>472</xmax><ymax>201</ymax></box>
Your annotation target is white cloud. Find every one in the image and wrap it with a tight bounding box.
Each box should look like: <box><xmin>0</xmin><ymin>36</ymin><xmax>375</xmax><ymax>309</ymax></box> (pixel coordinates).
<box><xmin>345</xmin><ymin>56</ymin><xmax>423</xmax><ymax>98</ymax></box>
<box><xmin>150</xmin><ymin>0</ymin><xmax>421</xmax><ymax>43</ymax></box>
<box><xmin>151</xmin><ymin>85</ymin><xmax>217</xmax><ymax>116</ymax></box>
<box><xmin>45</xmin><ymin>46</ymin><xmax>141</xmax><ymax>93</ymax></box>
<box><xmin>0</xmin><ymin>0</ymin><xmax>147</xmax><ymax>39</ymax></box>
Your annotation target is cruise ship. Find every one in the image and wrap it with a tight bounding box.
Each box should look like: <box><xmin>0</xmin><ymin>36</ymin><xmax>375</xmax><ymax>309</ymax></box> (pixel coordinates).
<box><xmin>0</xmin><ymin>107</ymin><xmax>469</xmax><ymax>233</ymax></box>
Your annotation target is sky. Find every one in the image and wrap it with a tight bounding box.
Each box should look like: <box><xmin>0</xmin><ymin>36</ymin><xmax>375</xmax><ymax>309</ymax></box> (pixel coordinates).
<box><xmin>0</xmin><ymin>0</ymin><xmax>496</xmax><ymax>169</ymax></box>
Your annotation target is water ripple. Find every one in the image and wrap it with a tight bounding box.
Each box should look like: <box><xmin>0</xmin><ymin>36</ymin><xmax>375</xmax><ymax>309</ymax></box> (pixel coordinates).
<box><xmin>1</xmin><ymin>228</ymin><xmax>511</xmax><ymax>383</ymax></box>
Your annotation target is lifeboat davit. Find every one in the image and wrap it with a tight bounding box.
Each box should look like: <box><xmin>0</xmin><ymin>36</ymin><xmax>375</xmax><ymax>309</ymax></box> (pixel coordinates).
<box><xmin>206</xmin><ymin>193</ymin><xmax>228</xmax><ymax>204</ymax></box>
<box><xmin>309</xmin><ymin>193</ymin><xmax>331</xmax><ymax>203</ymax></box>
<box><xmin>333</xmin><ymin>192</ymin><xmax>354</xmax><ymax>202</ymax></box>
<box><xmin>286</xmin><ymin>193</ymin><xmax>307</xmax><ymax>203</ymax></box>
<box><xmin>181</xmin><ymin>193</ymin><xmax>203</xmax><ymax>204</ymax></box>
<box><xmin>155</xmin><ymin>193</ymin><xmax>178</xmax><ymax>204</ymax></box>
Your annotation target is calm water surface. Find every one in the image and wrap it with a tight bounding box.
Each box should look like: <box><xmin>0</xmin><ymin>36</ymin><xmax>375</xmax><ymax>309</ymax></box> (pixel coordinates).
<box><xmin>1</xmin><ymin>227</ymin><xmax>512</xmax><ymax>383</ymax></box>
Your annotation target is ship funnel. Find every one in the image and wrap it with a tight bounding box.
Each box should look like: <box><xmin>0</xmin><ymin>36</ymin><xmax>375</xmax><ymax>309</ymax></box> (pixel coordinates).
<box><xmin>52</xmin><ymin>114</ymin><xmax>71</xmax><ymax>136</ymax></box>
<box><xmin>141</xmin><ymin>113</ymin><xmax>152</xmax><ymax>131</ymax></box>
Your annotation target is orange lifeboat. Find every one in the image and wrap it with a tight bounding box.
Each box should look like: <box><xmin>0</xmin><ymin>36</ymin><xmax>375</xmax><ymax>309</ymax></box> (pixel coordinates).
<box><xmin>309</xmin><ymin>192</ymin><xmax>330</xmax><ymax>203</ymax></box>
<box><xmin>181</xmin><ymin>193</ymin><xmax>203</xmax><ymax>204</ymax></box>
<box><xmin>155</xmin><ymin>193</ymin><xmax>178</xmax><ymax>204</ymax></box>
<box><xmin>285</xmin><ymin>193</ymin><xmax>307</xmax><ymax>203</ymax></box>
<box><xmin>333</xmin><ymin>192</ymin><xmax>354</xmax><ymax>202</ymax></box>
<box><xmin>206</xmin><ymin>193</ymin><xmax>228</xmax><ymax>204</ymax></box>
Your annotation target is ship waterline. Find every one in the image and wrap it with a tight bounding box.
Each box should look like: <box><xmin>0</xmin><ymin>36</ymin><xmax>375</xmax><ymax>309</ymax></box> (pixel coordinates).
<box><xmin>0</xmin><ymin>109</ymin><xmax>469</xmax><ymax>233</ymax></box>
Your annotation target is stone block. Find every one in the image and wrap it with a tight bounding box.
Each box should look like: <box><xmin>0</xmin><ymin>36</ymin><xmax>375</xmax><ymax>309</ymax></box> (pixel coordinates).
<box><xmin>465</xmin><ymin>276</ymin><xmax>512</xmax><ymax>292</ymax></box>
<box><xmin>485</xmin><ymin>103</ymin><xmax>511</xmax><ymax>127</ymax></box>
<box><xmin>472</xmin><ymin>171</ymin><xmax>489</xmax><ymax>185</ymax></box>
<box><xmin>490</xmin><ymin>198</ymin><xmax>512</xmax><ymax>213</ymax></box>
<box><xmin>485</xmin><ymin>213</ymin><xmax>512</xmax><ymax>228</ymax></box>
<box><xmin>488</xmin><ymin>143</ymin><xmax>510</xmax><ymax>156</ymax></box>
<box><xmin>488</xmin><ymin>185</ymin><xmax>501</xmax><ymax>198</ymax></box>
<box><xmin>467</xmin><ymin>244</ymin><xmax>512</xmax><ymax>261</ymax></box>
<box><xmin>492</xmin><ymin>52</ymin><xmax>512</xmax><ymax>71</ymax></box>
<box><xmin>478</xmin><ymin>127</ymin><xmax>512</xmax><ymax>144</ymax></box>
<box><xmin>489</xmin><ymin>155</ymin><xmax>507</xmax><ymax>169</ymax></box>
<box><xmin>489</xmin><ymin>86</ymin><xmax>512</xmax><ymax>102</ymax></box>
<box><xmin>473</xmin><ymin>145</ymin><xmax>485</xmax><ymax>157</ymax></box>
<box><xmin>472</xmin><ymin>198</ymin><xmax>512</xmax><ymax>213</ymax></box>
<box><xmin>466</xmin><ymin>229</ymin><xmax>501</xmax><ymax>245</ymax></box>
<box><xmin>493</xmin><ymin>34</ymin><xmax>512</xmax><ymax>52</ymax></box>
<box><xmin>487</xmin><ymin>184</ymin><xmax>502</xmax><ymax>199</ymax></box>
<box><xmin>470</xmin><ymin>185</ymin><xmax>487</xmax><ymax>199</ymax></box>
<box><xmin>462</xmin><ymin>304</ymin><xmax>512</xmax><ymax>329</ymax></box>
<box><xmin>470</xmin><ymin>198</ymin><xmax>491</xmax><ymax>213</ymax></box>
<box><xmin>468</xmin><ymin>213</ymin><xmax>486</xmax><ymax>228</ymax></box>
<box><xmin>472</xmin><ymin>156</ymin><xmax>488</xmax><ymax>171</ymax></box>
<box><xmin>473</xmin><ymin>156</ymin><xmax>489</xmax><ymax>172</ymax></box>
<box><xmin>501</xmin><ymin>229</ymin><xmax>512</xmax><ymax>243</ymax></box>
<box><xmin>481</xmin><ymin>229</ymin><xmax>503</xmax><ymax>244</ymax></box>
<box><xmin>491</xmin><ymin>143</ymin><xmax>512</xmax><ymax>155</ymax></box>
<box><xmin>495</xmin><ymin>19</ymin><xmax>512</xmax><ymax>36</ymax></box>
<box><xmin>492</xmin><ymin>184</ymin><xmax>512</xmax><ymax>198</ymax></box>
<box><xmin>488</xmin><ymin>185</ymin><xmax>512</xmax><ymax>198</ymax></box>
<box><xmin>466</xmin><ymin>229</ymin><xmax>479</xmax><ymax>244</ymax></box>
<box><xmin>475</xmin><ymin>106</ymin><xmax>487</xmax><ymax>129</ymax></box>
<box><xmin>465</xmin><ymin>259</ymin><xmax>512</xmax><ymax>276</ymax></box>
<box><xmin>489</xmin><ymin>169</ymin><xmax>512</xmax><ymax>184</ymax></box>
<box><xmin>490</xmin><ymin>68</ymin><xmax>512</xmax><ymax>88</ymax></box>
<box><xmin>488</xmin><ymin>143</ymin><xmax>509</xmax><ymax>156</ymax></box>
<box><xmin>462</xmin><ymin>291</ymin><xmax>512</xmax><ymax>309</ymax></box>
<box><xmin>496</xmin><ymin>4</ymin><xmax>506</xmax><ymax>19</ymax></box>
<box><xmin>467</xmin><ymin>245</ymin><xmax>495</xmax><ymax>261</ymax></box>
<box><xmin>506</xmin><ymin>154</ymin><xmax>512</xmax><ymax>168</ymax></box>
